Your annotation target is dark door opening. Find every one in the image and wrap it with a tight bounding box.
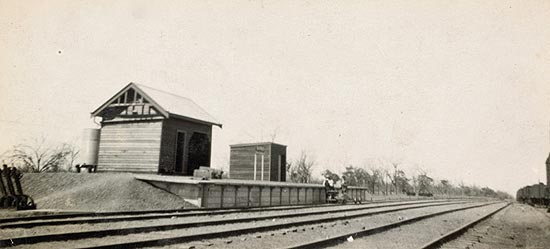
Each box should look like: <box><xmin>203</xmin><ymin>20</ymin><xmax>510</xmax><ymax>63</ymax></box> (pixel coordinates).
<box><xmin>279</xmin><ymin>155</ymin><xmax>286</xmax><ymax>182</ymax></box>
<box><xmin>187</xmin><ymin>132</ymin><xmax>210</xmax><ymax>176</ymax></box>
<box><xmin>175</xmin><ymin>132</ymin><xmax>185</xmax><ymax>174</ymax></box>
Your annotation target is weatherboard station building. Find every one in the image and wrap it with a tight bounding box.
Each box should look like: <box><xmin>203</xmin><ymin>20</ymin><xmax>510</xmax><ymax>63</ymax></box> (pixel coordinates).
<box><xmin>85</xmin><ymin>82</ymin><xmax>369</xmax><ymax>208</ymax></box>
<box><xmin>90</xmin><ymin>82</ymin><xmax>222</xmax><ymax>175</ymax></box>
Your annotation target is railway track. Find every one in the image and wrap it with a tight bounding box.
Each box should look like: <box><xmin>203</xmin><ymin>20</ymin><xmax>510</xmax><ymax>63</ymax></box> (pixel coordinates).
<box><xmin>0</xmin><ymin>197</ymin><xmax>430</xmax><ymax>225</ymax></box>
<box><xmin>0</xmin><ymin>203</ymin><xmax>334</xmax><ymax>225</ymax></box>
<box><xmin>419</xmin><ymin>202</ymin><xmax>510</xmax><ymax>249</ymax></box>
<box><xmin>0</xmin><ymin>199</ymin><xmax>442</xmax><ymax>229</ymax></box>
<box><xmin>0</xmin><ymin>199</ymin><xmax>468</xmax><ymax>248</ymax></box>
<box><xmin>279</xmin><ymin>202</ymin><xmax>506</xmax><ymax>249</ymax></box>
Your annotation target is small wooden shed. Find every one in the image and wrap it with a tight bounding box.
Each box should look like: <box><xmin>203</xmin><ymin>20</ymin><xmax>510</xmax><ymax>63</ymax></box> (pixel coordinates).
<box><xmin>229</xmin><ymin>142</ymin><xmax>286</xmax><ymax>182</ymax></box>
<box><xmin>91</xmin><ymin>82</ymin><xmax>222</xmax><ymax>175</ymax></box>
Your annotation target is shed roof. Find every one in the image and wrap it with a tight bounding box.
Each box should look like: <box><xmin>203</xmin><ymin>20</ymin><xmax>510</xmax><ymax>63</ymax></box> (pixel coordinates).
<box><xmin>230</xmin><ymin>142</ymin><xmax>287</xmax><ymax>148</ymax></box>
<box><xmin>92</xmin><ymin>82</ymin><xmax>222</xmax><ymax>127</ymax></box>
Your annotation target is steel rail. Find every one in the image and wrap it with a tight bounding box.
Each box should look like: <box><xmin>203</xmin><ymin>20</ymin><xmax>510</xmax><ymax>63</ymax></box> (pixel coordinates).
<box><xmin>0</xmin><ymin>200</ymin><xmax>466</xmax><ymax>247</ymax></box>
<box><xmin>418</xmin><ymin>202</ymin><xmax>511</xmax><ymax>249</ymax></box>
<box><xmin>281</xmin><ymin>202</ymin><xmax>504</xmax><ymax>249</ymax></box>
<box><xmin>0</xmin><ymin>203</ymin><xmax>323</xmax><ymax>224</ymax></box>
<box><xmin>0</xmin><ymin>199</ymin><xmax>448</xmax><ymax>229</ymax></box>
<box><xmin>75</xmin><ymin>201</ymin><xmax>473</xmax><ymax>249</ymax></box>
<box><xmin>0</xmin><ymin>197</ymin><xmax>427</xmax><ymax>225</ymax></box>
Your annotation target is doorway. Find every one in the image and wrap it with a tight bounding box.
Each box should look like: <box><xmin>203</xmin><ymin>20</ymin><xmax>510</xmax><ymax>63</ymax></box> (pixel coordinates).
<box><xmin>175</xmin><ymin>131</ymin><xmax>185</xmax><ymax>174</ymax></box>
<box><xmin>187</xmin><ymin>132</ymin><xmax>211</xmax><ymax>176</ymax></box>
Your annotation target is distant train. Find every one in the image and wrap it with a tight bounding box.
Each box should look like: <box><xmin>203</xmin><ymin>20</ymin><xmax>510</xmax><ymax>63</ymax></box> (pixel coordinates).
<box><xmin>516</xmin><ymin>183</ymin><xmax>550</xmax><ymax>207</ymax></box>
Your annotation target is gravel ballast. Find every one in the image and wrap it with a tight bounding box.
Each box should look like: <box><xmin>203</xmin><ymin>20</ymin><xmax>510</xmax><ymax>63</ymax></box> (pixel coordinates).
<box><xmin>152</xmin><ymin>202</ymin><xmax>485</xmax><ymax>249</ymax></box>
<box><xmin>441</xmin><ymin>203</ymin><xmax>550</xmax><ymax>249</ymax></box>
<box><xmin>328</xmin><ymin>203</ymin><xmax>507</xmax><ymax>249</ymax></box>
<box><xmin>6</xmin><ymin>201</ymin><xmax>474</xmax><ymax>248</ymax></box>
<box><xmin>0</xmin><ymin>200</ymin><xmax>443</xmax><ymax>239</ymax></box>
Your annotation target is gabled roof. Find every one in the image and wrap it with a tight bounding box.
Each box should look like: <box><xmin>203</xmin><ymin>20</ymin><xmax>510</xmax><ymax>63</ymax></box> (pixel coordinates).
<box><xmin>230</xmin><ymin>142</ymin><xmax>287</xmax><ymax>148</ymax></box>
<box><xmin>91</xmin><ymin>82</ymin><xmax>222</xmax><ymax>127</ymax></box>
<box><xmin>546</xmin><ymin>153</ymin><xmax>550</xmax><ymax>165</ymax></box>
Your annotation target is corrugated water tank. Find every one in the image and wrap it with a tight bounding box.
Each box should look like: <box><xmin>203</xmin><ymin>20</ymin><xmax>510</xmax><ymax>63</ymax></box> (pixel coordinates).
<box><xmin>82</xmin><ymin>128</ymin><xmax>100</xmax><ymax>165</ymax></box>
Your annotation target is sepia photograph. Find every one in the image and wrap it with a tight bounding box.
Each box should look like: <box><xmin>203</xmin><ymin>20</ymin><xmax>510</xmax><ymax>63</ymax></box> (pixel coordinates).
<box><xmin>0</xmin><ymin>0</ymin><xmax>549</xmax><ymax>248</ymax></box>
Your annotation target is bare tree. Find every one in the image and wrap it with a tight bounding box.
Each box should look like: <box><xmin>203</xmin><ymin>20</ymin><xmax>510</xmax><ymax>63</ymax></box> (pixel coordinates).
<box><xmin>286</xmin><ymin>161</ymin><xmax>293</xmax><ymax>180</ymax></box>
<box><xmin>370</xmin><ymin>167</ymin><xmax>384</xmax><ymax>194</ymax></box>
<box><xmin>416</xmin><ymin>168</ymin><xmax>433</xmax><ymax>194</ymax></box>
<box><xmin>4</xmin><ymin>138</ymin><xmax>75</xmax><ymax>172</ymax></box>
<box><xmin>63</xmin><ymin>143</ymin><xmax>80</xmax><ymax>172</ymax></box>
<box><xmin>288</xmin><ymin>151</ymin><xmax>315</xmax><ymax>183</ymax></box>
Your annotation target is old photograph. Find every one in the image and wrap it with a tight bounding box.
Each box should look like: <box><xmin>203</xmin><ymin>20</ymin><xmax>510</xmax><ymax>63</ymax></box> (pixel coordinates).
<box><xmin>1</xmin><ymin>1</ymin><xmax>549</xmax><ymax>248</ymax></box>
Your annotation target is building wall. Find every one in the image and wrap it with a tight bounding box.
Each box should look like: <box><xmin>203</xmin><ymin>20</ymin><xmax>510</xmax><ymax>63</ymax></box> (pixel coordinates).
<box><xmin>97</xmin><ymin>121</ymin><xmax>162</xmax><ymax>173</ymax></box>
<box><xmin>230</xmin><ymin>144</ymin><xmax>272</xmax><ymax>180</ymax></box>
<box><xmin>230</xmin><ymin>143</ymin><xmax>286</xmax><ymax>182</ymax></box>
<box><xmin>159</xmin><ymin>117</ymin><xmax>212</xmax><ymax>175</ymax></box>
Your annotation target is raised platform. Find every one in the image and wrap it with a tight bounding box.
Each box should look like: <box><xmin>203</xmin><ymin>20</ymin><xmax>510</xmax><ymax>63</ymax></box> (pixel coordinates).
<box><xmin>134</xmin><ymin>174</ymin><xmax>369</xmax><ymax>208</ymax></box>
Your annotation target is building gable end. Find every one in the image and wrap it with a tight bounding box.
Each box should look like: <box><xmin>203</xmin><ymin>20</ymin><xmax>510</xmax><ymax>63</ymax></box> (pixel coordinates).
<box><xmin>91</xmin><ymin>83</ymin><xmax>169</xmax><ymax>122</ymax></box>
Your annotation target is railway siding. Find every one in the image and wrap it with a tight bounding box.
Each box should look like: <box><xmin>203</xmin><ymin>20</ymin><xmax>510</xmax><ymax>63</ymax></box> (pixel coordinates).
<box><xmin>2</xmin><ymin>200</ymin><xmax>470</xmax><ymax>248</ymax></box>
<box><xmin>438</xmin><ymin>203</ymin><xmax>550</xmax><ymax>249</ymax></box>
<box><xmin>0</xmin><ymin>200</ymin><xmax>449</xmax><ymax>240</ymax></box>
<box><xmin>156</xmin><ymin>202</ymin><xmax>497</xmax><ymax>249</ymax></box>
<box><xmin>324</xmin><ymin>202</ymin><xmax>508</xmax><ymax>249</ymax></box>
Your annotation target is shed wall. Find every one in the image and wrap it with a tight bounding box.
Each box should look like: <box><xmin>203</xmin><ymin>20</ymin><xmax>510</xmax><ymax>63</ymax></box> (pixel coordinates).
<box><xmin>230</xmin><ymin>144</ymin><xmax>285</xmax><ymax>181</ymax></box>
<box><xmin>229</xmin><ymin>145</ymin><xmax>272</xmax><ymax>180</ymax></box>
<box><xmin>159</xmin><ymin>117</ymin><xmax>212</xmax><ymax>175</ymax></box>
<box><xmin>97</xmin><ymin>121</ymin><xmax>162</xmax><ymax>173</ymax></box>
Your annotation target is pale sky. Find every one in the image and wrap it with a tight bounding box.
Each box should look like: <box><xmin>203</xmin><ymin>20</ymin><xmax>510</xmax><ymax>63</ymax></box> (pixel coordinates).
<box><xmin>1</xmin><ymin>1</ymin><xmax>549</xmax><ymax>195</ymax></box>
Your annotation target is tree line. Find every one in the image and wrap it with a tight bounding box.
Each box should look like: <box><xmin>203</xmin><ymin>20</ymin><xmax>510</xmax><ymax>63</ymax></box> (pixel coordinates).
<box><xmin>0</xmin><ymin>139</ymin><xmax>513</xmax><ymax>200</ymax></box>
<box><xmin>0</xmin><ymin>138</ymin><xmax>78</xmax><ymax>173</ymax></box>
<box><xmin>286</xmin><ymin>151</ymin><xmax>512</xmax><ymax>200</ymax></box>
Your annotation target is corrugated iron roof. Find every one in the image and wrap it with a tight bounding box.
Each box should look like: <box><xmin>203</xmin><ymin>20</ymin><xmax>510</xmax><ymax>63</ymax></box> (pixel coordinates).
<box><xmin>229</xmin><ymin>142</ymin><xmax>287</xmax><ymax>148</ymax></box>
<box><xmin>92</xmin><ymin>82</ymin><xmax>222</xmax><ymax>127</ymax></box>
<box><xmin>134</xmin><ymin>83</ymin><xmax>222</xmax><ymax>127</ymax></box>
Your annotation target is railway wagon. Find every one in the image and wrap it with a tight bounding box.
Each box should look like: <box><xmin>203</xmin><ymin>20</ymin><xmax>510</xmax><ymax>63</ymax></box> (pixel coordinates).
<box><xmin>516</xmin><ymin>183</ymin><xmax>550</xmax><ymax>206</ymax></box>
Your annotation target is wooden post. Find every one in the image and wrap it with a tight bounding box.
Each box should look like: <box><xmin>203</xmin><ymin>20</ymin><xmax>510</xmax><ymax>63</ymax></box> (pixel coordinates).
<box><xmin>289</xmin><ymin>187</ymin><xmax>292</xmax><ymax>205</ymax></box>
<box><xmin>220</xmin><ymin>185</ymin><xmax>225</xmax><ymax>208</ymax></box>
<box><xmin>280</xmin><ymin>187</ymin><xmax>283</xmax><ymax>206</ymax></box>
<box><xmin>261</xmin><ymin>154</ymin><xmax>265</xmax><ymax>181</ymax></box>
<box><xmin>247</xmin><ymin>186</ymin><xmax>251</xmax><ymax>207</ymax></box>
<box><xmin>201</xmin><ymin>184</ymin><xmax>208</xmax><ymax>208</ymax></box>
<box><xmin>269</xmin><ymin>187</ymin><xmax>273</xmax><ymax>206</ymax></box>
<box><xmin>258</xmin><ymin>186</ymin><xmax>263</xmax><ymax>207</ymax></box>
<box><xmin>254</xmin><ymin>154</ymin><xmax>257</xmax><ymax>181</ymax></box>
<box><xmin>234</xmin><ymin>185</ymin><xmax>239</xmax><ymax>207</ymax></box>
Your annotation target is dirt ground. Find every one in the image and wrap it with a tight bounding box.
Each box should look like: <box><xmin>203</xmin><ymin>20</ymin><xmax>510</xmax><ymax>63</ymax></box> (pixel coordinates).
<box><xmin>5</xmin><ymin>172</ymin><xmax>196</xmax><ymax>214</ymax></box>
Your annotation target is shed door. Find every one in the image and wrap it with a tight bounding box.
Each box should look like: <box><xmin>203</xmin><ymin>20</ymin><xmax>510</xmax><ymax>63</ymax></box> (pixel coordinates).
<box><xmin>175</xmin><ymin>132</ymin><xmax>185</xmax><ymax>173</ymax></box>
<box><xmin>187</xmin><ymin>132</ymin><xmax>210</xmax><ymax>176</ymax></box>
